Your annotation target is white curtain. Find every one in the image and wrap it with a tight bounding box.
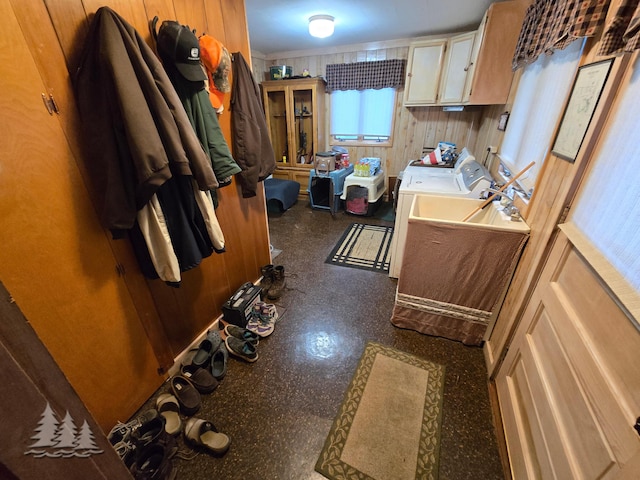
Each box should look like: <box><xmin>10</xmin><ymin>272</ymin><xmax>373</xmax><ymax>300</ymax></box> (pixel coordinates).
<box><xmin>570</xmin><ymin>60</ymin><xmax>640</xmax><ymax>294</ymax></box>
<box><xmin>330</xmin><ymin>88</ymin><xmax>395</xmax><ymax>137</ymax></box>
<box><xmin>499</xmin><ymin>40</ymin><xmax>583</xmax><ymax>191</ymax></box>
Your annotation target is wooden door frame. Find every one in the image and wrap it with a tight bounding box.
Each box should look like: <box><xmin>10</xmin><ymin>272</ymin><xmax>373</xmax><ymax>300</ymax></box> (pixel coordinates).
<box><xmin>0</xmin><ymin>281</ymin><xmax>130</xmax><ymax>479</ymax></box>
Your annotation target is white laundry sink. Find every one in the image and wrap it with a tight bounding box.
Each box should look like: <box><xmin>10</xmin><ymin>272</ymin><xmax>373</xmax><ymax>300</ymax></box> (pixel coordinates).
<box><xmin>409</xmin><ymin>194</ymin><xmax>530</xmax><ymax>233</ymax></box>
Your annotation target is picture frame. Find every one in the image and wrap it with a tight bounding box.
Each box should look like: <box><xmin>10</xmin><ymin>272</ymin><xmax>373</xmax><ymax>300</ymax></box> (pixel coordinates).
<box><xmin>552</xmin><ymin>58</ymin><xmax>614</xmax><ymax>162</ymax></box>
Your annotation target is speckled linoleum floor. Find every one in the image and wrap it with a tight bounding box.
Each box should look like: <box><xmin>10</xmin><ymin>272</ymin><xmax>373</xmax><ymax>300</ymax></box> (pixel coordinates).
<box><xmin>136</xmin><ymin>200</ymin><xmax>505</xmax><ymax>480</ymax></box>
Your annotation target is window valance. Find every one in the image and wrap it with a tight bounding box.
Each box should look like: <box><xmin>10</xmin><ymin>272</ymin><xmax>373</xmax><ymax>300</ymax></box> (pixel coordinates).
<box><xmin>512</xmin><ymin>0</ymin><xmax>610</xmax><ymax>70</ymax></box>
<box><xmin>325</xmin><ymin>59</ymin><xmax>406</xmax><ymax>92</ymax></box>
<box><xmin>598</xmin><ymin>0</ymin><xmax>640</xmax><ymax>54</ymax></box>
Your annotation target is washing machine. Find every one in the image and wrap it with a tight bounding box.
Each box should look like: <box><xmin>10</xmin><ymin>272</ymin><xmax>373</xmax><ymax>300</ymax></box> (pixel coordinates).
<box><xmin>389</xmin><ymin>155</ymin><xmax>493</xmax><ymax>278</ymax></box>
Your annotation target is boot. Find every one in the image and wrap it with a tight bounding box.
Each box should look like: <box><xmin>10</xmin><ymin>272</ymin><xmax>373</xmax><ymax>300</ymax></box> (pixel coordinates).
<box><xmin>258</xmin><ymin>264</ymin><xmax>274</xmax><ymax>299</ymax></box>
<box><xmin>267</xmin><ymin>265</ymin><xmax>286</xmax><ymax>300</ymax></box>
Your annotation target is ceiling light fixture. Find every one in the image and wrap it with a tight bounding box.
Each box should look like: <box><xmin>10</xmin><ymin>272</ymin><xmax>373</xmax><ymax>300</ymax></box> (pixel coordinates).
<box><xmin>309</xmin><ymin>15</ymin><xmax>335</xmax><ymax>38</ymax></box>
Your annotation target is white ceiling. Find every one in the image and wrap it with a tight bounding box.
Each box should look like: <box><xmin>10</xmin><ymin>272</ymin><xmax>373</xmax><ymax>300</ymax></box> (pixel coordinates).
<box><xmin>244</xmin><ymin>0</ymin><xmax>500</xmax><ymax>56</ymax></box>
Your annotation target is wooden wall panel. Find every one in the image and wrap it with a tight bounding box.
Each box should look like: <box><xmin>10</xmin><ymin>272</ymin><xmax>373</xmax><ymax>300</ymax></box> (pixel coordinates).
<box><xmin>0</xmin><ymin>0</ymin><xmax>165</xmax><ymax>430</ymax></box>
<box><xmin>3</xmin><ymin>0</ymin><xmax>271</xmax><ymax>425</ymax></box>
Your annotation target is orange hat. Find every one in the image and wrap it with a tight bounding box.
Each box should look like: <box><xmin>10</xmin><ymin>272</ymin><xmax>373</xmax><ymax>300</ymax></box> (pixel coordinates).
<box><xmin>199</xmin><ymin>35</ymin><xmax>231</xmax><ymax>110</ymax></box>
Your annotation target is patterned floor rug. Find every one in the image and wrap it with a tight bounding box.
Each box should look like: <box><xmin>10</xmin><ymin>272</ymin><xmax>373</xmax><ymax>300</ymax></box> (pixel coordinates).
<box><xmin>325</xmin><ymin>223</ymin><xmax>394</xmax><ymax>273</ymax></box>
<box><xmin>315</xmin><ymin>342</ymin><xmax>446</xmax><ymax>480</ymax></box>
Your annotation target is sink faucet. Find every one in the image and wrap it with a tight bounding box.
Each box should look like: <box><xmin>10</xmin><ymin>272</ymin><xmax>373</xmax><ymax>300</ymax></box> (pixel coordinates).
<box><xmin>482</xmin><ymin>188</ymin><xmax>522</xmax><ymax>221</ymax></box>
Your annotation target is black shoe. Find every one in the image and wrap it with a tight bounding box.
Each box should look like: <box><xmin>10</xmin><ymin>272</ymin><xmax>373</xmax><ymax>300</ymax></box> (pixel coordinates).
<box><xmin>129</xmin><ymin>442</ymin><xmax>176</xmax><ymax>480</ymax></box>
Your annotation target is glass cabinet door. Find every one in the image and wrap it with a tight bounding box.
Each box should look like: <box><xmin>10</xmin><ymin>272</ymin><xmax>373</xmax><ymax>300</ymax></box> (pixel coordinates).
<box><xmin>291</xmin><ymin>87</ymin><xmax>315</xmax><ymax>166</ymax></box>
<box><xmin>264</xmin><ymin>88</ymin><xmax>288</xmax><ymax>165</ymax></box>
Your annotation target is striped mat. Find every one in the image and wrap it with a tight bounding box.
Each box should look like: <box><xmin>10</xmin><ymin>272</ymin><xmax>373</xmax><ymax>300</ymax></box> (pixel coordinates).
<box><xmin>325</xmin><ymin>223</ymin><xmax>394</xmax><ymax>273</ymax></box>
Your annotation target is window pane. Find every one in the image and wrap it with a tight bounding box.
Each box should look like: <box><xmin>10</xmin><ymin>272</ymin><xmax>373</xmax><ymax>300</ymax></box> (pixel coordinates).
<box><xmin>361</xmin><ymin>88</ymin><xmax>394</xmax><ymax>136</ymax></box>
<box><xmin>330</xmin><ymin>90</ymin><xmax>360</xmax><ymax>136</ymax></box>
<box><xmin>330</xmin><ymin>88</ymin><xmax>395</xmax><ymax>138</ymax></box>
<box><xmin>570</xmin><ymin>62</ymin><xmax>640</xmax><ymax>293</ymax></box>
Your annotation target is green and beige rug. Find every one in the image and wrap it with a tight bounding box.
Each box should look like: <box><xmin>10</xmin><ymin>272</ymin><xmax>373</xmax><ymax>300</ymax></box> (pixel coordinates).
<box><xmin>316</xmin><ymin>342</ymin><xmax>445</xmax><ymax>480</ymax></box>
<box><xmin>325</xmin><ymin>223</ymin><xmax>393</xmax><ymax>273</ymax></box>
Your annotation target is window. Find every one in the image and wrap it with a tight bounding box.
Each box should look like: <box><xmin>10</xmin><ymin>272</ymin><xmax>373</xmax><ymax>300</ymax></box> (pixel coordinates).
<box><xmin>330</xmin><ymin>88</ymin><xmax>395</xmax><ymax>145</ymax></box>
<box><xmin>570</xmin><ymin>60</ymin><xmax>640</xmax><ymax>303</ymax></box>
<box><xmin>499</xmin><ymin>39</ymin><xmax>584</xmax><ymax>193</ymax></box>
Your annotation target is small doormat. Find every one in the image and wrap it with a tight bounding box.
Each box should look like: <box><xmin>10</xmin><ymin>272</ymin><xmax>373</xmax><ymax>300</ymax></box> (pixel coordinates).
<box><xmin>325</xmin><ymin>223</ymin><xmax>393</xmax><ymax>273</ymax></box>
<box><xmin>315</xmin><ymin>342</ymin><xmax>445</xmax><ymax>480</ymax></box>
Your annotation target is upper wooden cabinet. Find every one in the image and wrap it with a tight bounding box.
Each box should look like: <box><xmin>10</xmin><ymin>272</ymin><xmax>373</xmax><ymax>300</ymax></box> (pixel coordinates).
<box><xmin>439</xmin><ymin>32</ymin><xmax>476</xmax><ymax>104</ymax></box>
<box><xmin>403</xmin><ymin>1</ymin><xmax>526</xmax><ymax>107</ymax></box>
<box><xmin>403</xmin><ymin>39</ymin><xmax>447</xmax><ymax>106</ymax></box>
<box><xmin>464</xmin><ymin>1</ymin><xmax>527</xmax><ymax>105</ymax></box>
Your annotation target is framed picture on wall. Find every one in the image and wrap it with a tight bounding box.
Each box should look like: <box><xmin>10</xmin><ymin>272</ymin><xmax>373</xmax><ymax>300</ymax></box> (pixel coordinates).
<box><xmin>552</xmin><ymin>58</ymin><xmax>614</xmax><ymax>162</ymax></box>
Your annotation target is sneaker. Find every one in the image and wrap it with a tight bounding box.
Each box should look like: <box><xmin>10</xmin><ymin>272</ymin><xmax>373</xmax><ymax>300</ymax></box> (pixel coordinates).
<box><xmin>246</xmin><ymin>302</ymin><xmax>278</xmax><ymax>338</ymax></box>
<box><xmin>224</xmin><ymin>336</ymin><xmax>258</xmax><ymax>363</ymax></box>
<box><xmin>108</xmin><ymin>409</ymin><xmax>160</xmax><ymax>446</ymax></box>
<box><xmin>223</xmin><ymin>324</ymin><xmax>259</xmax><ymax>345</ymax></box>
<box><xmin>113</xmin><ymin>440</ymin><xmax>137</xmax><ymax>468</ymax></box>
<box><xmin>129</xmin><ymin>441</ymin><xmax>176</xmax><ymax>480</ymax></box>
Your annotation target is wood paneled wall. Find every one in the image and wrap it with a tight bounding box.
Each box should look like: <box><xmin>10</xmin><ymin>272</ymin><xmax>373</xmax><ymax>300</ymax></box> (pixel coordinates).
<box><xmin>1</xmin><ymin>0</ymin><xmax>270</xmax><ymax>429</ymax></box>
<box><xmin>253</xmin><ymin>45</ymin><xmax>506</xmax><ymax>179</ymax></box>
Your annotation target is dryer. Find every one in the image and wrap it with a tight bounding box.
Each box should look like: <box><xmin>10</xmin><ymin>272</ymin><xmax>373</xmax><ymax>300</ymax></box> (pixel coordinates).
<box><xmin>389</xmin><ymin>157</ymin><xmax>493</xmax><ymax>278</ymax></box>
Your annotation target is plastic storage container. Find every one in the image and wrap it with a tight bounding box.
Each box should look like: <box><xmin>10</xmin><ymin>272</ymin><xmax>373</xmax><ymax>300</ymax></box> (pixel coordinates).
<box><xmin>341</xmin><ymin>170</ymin><xmax>385</xmax><ymax>216</ymax></box>
<box><xmin>308</xmin><ymin>166</ymin><xmax>354</xmax><ymax>214</ymax></box>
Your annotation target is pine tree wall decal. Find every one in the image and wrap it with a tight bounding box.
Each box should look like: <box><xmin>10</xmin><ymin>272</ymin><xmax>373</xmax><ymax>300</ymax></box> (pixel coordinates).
<box><xmin>24</xmin><ymin>402</ymin><xmax>103</xmax><ymax>458</ymax></box>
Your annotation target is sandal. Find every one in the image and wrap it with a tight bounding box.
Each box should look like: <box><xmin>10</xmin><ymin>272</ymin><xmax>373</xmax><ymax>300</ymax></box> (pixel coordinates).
<box><xmin>184</xmin><ymin>418</ymin><xmax>230</xmax><ymax>455</ymax></box>
<box><xmin>156</xmin><ymin>394</ymin><xmax>182</xmax><ymax>436</ymax></box>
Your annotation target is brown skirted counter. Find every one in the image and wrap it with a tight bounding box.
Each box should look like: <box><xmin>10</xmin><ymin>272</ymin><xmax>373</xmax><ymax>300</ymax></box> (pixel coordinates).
<box><xmin>391</xmin><ymin>218</ymin><xmax>529</xmax><ymax>345</ymax></box>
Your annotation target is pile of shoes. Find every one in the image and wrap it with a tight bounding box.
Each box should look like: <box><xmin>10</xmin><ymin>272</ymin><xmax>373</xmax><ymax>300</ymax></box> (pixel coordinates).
<box><xmin>221</xmin><ymin>300</ymin><xmax>279</xmax><ymax>362</ymax></box>
<box><xmin>109</xmin><ymin>329</ymin><xmax>231</xmax><ymax>478</ymax></box>
<box><xmin>258</xmin><ymin>264</ymin><xmax>286</xmax><ymax>301</ymax></box>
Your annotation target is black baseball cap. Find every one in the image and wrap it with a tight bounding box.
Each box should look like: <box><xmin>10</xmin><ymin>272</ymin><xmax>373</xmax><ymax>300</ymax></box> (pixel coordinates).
<box><xmin>156</xmin><ymin>21</ymin><xmax>206</xmax><ymax>82</ymax></box>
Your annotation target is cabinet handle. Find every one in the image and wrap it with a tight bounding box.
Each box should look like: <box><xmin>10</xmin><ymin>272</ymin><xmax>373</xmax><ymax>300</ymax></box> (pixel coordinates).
<box><xmin>464</xmin><ymin>62</ymin><xmax>474</xmax><ymax>72</ymax></box>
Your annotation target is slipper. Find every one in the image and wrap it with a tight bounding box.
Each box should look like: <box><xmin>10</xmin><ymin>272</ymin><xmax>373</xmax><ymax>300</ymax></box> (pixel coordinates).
<box><xmin>156</xmin><ymin>394</ymin><xmax>182</xmax><ymax>435</ymax></box>
<box><xmin>180</xmin><ymin>364</ymin><xmax>219</xmax><ymax>394</ymax></box>
<box><xmin>170</xmin><ymin>376</ymin><xmax>201</xmax><ymax>416</ymax></box>
<box><xmin>191</xmin><ymin>339</ymin><xmax>215</xmax><ymax>368</ymax></box>
<box><xmin>184</xmin><ymin>418</ymin><xmax>231</xmax><ymax>455</ymax></box>
<box><xmin>210</xmin><ymin>344</ymin><xmax>228</xmax><ymax>380</ymax></box>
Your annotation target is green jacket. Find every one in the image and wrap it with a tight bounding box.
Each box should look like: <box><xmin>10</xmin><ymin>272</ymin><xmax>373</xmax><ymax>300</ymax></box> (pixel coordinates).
<box><xmin>167</xmin><ymin>67</ymin><xmax>242</xmax><ymax>206</ymax></box>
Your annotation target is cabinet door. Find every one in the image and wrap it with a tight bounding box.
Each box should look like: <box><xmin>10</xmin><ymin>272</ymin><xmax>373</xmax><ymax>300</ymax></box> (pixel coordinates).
<box><xmin>403</xmin><ymin>39</ymin><xmax>447</xmax><ymax>106</ymax></box>
<box><xmin>0</xmin><ymin>0</ymin><xmax>163</xmax><ymax>431</ymax></box>
<box><xmin>439</xmin><ymin>32</ymin><xmax>475</xmax><ymax>104</ymax></box>
<box><xmin>290</xmin><ymin>85</ymin><xmax>316</xmax><ymax>166</ymax></box>
<box><xmin>263</xmin><ymin>86</ymin><xmax>289</xmax><ymax>165</ymax></box>
<box><xmin>463</xmin><ymin>14</ymin><xmax>486</xmax><ymax>103</ymax></box>
<box><xmin>465</xmin><ymin>1</ymin><xmax>525</xmax><ymax>105</ymax></box>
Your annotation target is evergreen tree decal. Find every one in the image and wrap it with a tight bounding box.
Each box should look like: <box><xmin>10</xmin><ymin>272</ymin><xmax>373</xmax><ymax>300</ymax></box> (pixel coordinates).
<box><xmin>76</xmin><ymin>420</ymin><xmax>103</xmax><ymax>454</ymax></box>
<box><xmin>25</xmin><ymin>403</ymin><xmax>104</xmax><ymax>457</ymax></box>
<box><xmin>27</xmin><ymin>402</ymin><xmax>59</xmax><ymax>449</ymax></box>
<box><xmin>54</xmin><ymin>411</ymin><xmax>77</xmax><ymax>450</ymax></box>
